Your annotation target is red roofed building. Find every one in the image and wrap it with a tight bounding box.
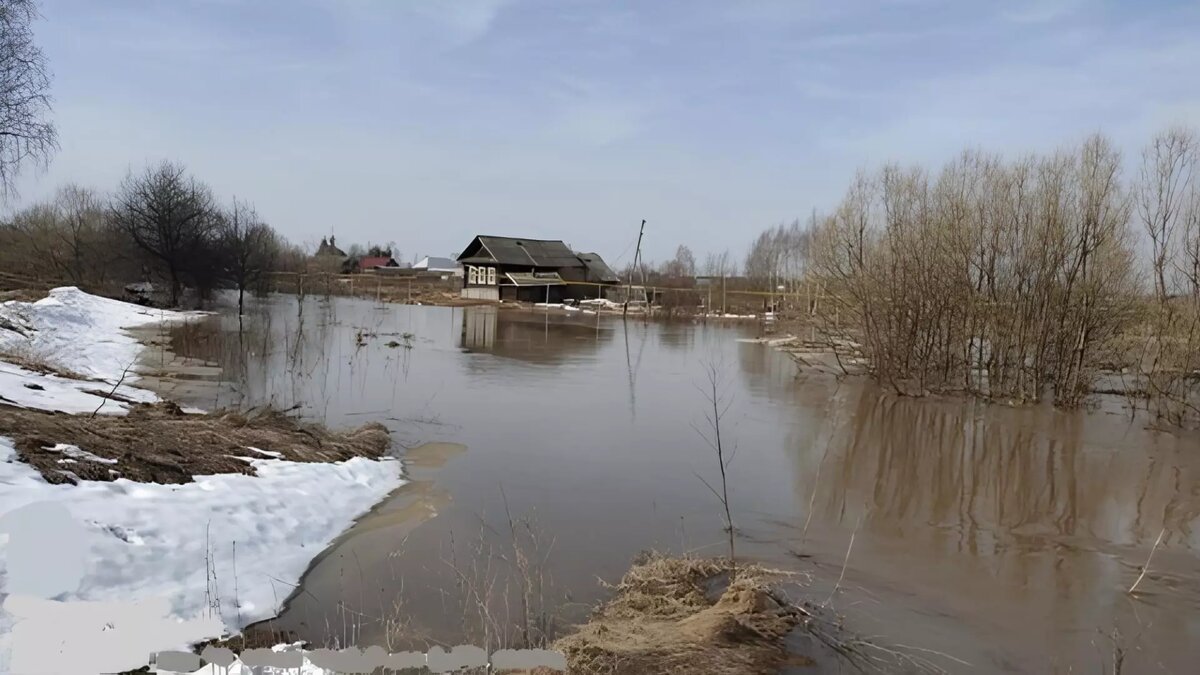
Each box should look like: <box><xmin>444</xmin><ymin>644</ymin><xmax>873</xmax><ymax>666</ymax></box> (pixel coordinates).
<box><xmin>352</xmin><ymin>255</ymin><xmax>401</xmax><ymax>273</ymax></box>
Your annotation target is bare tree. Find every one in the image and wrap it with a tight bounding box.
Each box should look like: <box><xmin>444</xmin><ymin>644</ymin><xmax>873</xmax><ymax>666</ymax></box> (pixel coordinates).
<box><xmin>702</xmin><ymin>249</ymin><xmax>735</xmax><ymax>279</ymax></box>
<box><xmin>1137</xmin><ymin>126</ymin><xmax>1196</xmax><ymax>302</ymax></box>
<box><xmin>54</xmin><ymin>184</ymin><xmax>107</xmax><ymax>284</ymax></box>
<box><xmin>665</xmin><ymin>244</ymin><xmax>696</xmax><ymax>279</ymax></box>
<box><xmin>219</xmin><ymin>198</ymin><xmax>279</xmax><ymax>315</ymax></box>
<box><xmin>0</xmin><ymin>0</ymin><xmax>57</xmax><ymax>197</ymax></box>
<box><xmin>1182</xmin><ymin>180</ymin><xmax>1200</xmax><ymax>304</ymax></box>
<box><xmin>702</xmin><ymin>249</ymin><xmax>736</xmax><ymax>315</ymax></box>
<box><xmin>110</xmin><ymin>160</ymin><xmax>218</xmax><ymax>306</ymax></box>
<box><xmin>693</xmin><ymin>359</ymin><xmax>737</xmax><ymax>566</ymax></box>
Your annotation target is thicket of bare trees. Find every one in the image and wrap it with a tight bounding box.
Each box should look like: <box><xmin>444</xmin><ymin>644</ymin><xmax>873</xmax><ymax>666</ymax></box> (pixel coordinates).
<box><xmin>799</xmin><ymin>129</ymin><xmax>1200</xmax><ymax>423</ymax></box>
<box><xmin>1133</xmin><ymin>126</ymin><xmax>1200</xmax><ymax>426</ymax></box>
<box><xmin>744</xmin><ymin>219</ymin><xmax>811</xmax><ymax>292</ymax></box>
<box><xmin>1</xmin><ymin>160</ymin><xmax>288</xmax><ymax>309</ymax></box>
<box><xmin>815</xmin><ymin>135</ymin><xmax>1139</xmax><ymax>405</ymax></box>
<box><xmin>5</xmin><ymin>185</ymin><xmax>107</xmax><ymax>284</ymax></box>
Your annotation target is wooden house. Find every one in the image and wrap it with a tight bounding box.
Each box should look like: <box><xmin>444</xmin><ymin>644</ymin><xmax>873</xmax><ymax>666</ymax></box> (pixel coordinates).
<box><xmin>456</xmin><ymin>235</ymin><xmax>620</xmax><ymax>302</ymax></box>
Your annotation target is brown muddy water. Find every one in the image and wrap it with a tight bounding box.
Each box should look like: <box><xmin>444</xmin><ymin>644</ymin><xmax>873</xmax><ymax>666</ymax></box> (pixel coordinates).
<box><xmin>147</xmin><ymin>294</ymin><xmax>1200</xmax><ymax>673</ymax></box>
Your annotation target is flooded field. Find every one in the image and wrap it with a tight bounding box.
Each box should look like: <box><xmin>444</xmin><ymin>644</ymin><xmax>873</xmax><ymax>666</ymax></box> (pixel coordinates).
<box><xmin>147</xmin><ymin>294</ymin><xmax>1200</xmax><ymax>672</ymax></box>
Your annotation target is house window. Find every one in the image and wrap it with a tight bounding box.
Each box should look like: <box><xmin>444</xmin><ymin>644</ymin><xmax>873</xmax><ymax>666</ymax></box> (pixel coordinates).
<box><xmin>468</xmin><ymin>266</ymin><xmax>478</xmax><ymax>285</ymax></box>
<box><xmin>487</xmin><ymin>267</ymin><xmax>496</xmax><ymax>285</ymax></box>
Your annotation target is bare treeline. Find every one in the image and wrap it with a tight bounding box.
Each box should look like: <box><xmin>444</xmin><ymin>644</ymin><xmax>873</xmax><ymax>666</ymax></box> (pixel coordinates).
<box><xmin>1133</xmin><ymin>127</ymin><xmax>1200</xmax><ymax>426</ymax></box>
<box><xmin>1</xmin><ymin>160</ymin><xmax>300</xmax><ymax>308</ymax></box>
<box><xmin>794</xmin><ymin>127</ymin><xmax>1199</xmax><ymax>423</ymax></box>
<box><xmin>744</xmin><ymin>218</ymin><xmax>811</xmax><ymax>292</ymax></box>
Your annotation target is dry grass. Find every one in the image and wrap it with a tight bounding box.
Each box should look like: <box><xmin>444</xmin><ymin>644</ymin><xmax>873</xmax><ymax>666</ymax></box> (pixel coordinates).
<box><xmin>0</xmin><ymin>401</ymin><xmax>391</xmax><ymax>484</ymax></box>
<box><xmin>0</xmin><ymin>271</ymin><xmax>55</xmax><ymax>302</ymax></box>
<box><xmin>554</xmin><ymin>554</ymin><xmax>803</xmax><ymax>675</ymax></box>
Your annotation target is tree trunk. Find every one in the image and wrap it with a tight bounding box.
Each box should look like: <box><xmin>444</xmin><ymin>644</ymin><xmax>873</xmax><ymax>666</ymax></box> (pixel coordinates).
<box><xmin>169</xmin><ymin>270</ymin><xmax>182</xmax><ymax>307</ymax></box>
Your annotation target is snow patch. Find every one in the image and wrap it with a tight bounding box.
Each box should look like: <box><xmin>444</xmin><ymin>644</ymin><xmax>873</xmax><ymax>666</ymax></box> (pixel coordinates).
<box><xmin>0</xmin><ymin>287</ymin><xmax>204</xmax><ymax>415</ymax></box>
<box><xmin>578</xmin><ymin>298</ymin><xmax>622</xmax><ymax>310</ymax></box>
<box><xmin>0</xmin><ymin>361</ymin><xmax>157</xmax><ymax>415</ymax></box>
<box><xmin>44</xmin><ymin>443</ymin><xmax>119</xmax><ymax>465</ymax></box>
<box><xmin>0</xmin><ymin>436</ymin><xmax>405</xmax><ymax>673</ymax></box>
<box><xmin>0</xmin><ymin>286</ymin><xmax>199</xmax><ymax>382</ymax></box>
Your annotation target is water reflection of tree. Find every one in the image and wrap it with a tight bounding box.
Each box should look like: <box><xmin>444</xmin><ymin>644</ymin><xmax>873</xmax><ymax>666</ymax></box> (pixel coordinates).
<box><xmin>657</xmin><ymin>324</ymin><xmax>693</xmax><ymax>352</ymax></box>
<box><xmin>806</xmin><ymin>385</ymin><xmax>1200</xmax><ymax>552</ymax></box>
<box><xmin>734</xmin><ymin>339</ymin><xmax>806</xmax><ymax>400</ymax></box>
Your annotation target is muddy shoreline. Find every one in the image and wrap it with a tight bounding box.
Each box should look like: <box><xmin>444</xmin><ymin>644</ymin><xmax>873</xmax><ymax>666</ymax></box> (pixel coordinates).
<box><xmin>239</xmin><ymin>441</ymin><xmax>466</xmax><ymax>646</ymax></box>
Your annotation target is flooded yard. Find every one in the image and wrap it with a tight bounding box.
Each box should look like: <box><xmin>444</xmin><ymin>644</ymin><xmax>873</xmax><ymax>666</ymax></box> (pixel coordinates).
<box><xmin>148</xmin><ymin>294</ymin><xmax>1200</xmax><ymax>673</ymax></box>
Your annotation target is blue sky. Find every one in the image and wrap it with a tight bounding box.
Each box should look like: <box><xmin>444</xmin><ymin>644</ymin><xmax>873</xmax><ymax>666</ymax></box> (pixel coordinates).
<box><xmin>12</xmin><ymin>0</ymin><xmax>1200</xmax><ymax>265</ymax></box>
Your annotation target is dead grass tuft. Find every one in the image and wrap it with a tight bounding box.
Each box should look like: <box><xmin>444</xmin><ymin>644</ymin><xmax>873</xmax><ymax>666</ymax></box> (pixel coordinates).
<box><xmin>0</xmin><ymin>402</ymin><xmax>392</xmax><ymax>485</ymax></box>
<box><xmin>554</xmin><ymin>553</ymin><xmax>803</xmax><ymax>675</ymax></box>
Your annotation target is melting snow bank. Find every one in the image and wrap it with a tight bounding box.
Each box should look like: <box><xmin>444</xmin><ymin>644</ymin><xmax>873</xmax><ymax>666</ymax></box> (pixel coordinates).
<box><xmin>0</xmin><ymin>436</ymin><xmax>405</xmax><ymax>674</ymax></box>
<box><xmin>0</xmin><ymin>286</ymin><xmax>199</xmax><ymax>382</ymax></box>
<box><xmin>0</xmin><ymin>287</ymin><xmax>202</xmax><ymax>415</ymax></box>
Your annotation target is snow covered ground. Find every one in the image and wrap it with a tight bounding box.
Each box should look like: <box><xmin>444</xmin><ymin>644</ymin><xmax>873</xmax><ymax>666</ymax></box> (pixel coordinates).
<box><xmin>0</xmin><ymin>286</ymin><xmax>202</xmax><ymax>415</ymax></box>
<box><xmin>0</xmin><ymin>286</ymin><xmax>199</xmax><ymax>382</ymax></box>
<box><xmin>0</xmin><ymin>360</ymin><xmax>159</xmax><ymax>414</ymax></box>
<box><xmin>0</xmin><ymin>438</ymin><xmax>402</xmax><ymax>674</ymax></box>
<box><xmin>0</xmin><ymin>288</ymin><xmax>406</xmax><ymax>674</ymax></box>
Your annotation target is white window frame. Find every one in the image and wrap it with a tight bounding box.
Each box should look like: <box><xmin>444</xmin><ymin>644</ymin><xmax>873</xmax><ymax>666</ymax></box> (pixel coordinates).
<box><xmin>487</xmin><ymin>267</ymin><xmax>496</xmax><ymax>285</ymax></box>
<box><xmin>468</xmin><ymin>266</ymin><xmax>478</xmax><ymax>285</ymax></box>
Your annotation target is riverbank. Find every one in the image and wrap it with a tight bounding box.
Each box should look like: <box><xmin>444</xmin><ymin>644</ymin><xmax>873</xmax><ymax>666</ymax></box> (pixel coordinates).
<box><xmin>0</xmin><ymin>288</ymin><xmax>406</xmax><ymax>674</ymax></box>
<box><xmin>21</xmin><ymin>292</ymin><xmax>1194</xmax><ymax>672</ymax></box>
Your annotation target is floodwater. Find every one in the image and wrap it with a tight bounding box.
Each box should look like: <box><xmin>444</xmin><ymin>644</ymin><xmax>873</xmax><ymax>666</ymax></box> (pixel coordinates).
<box><xmin>151</xmin><ymin>294</ymin><xmax>1200</xmax><ymax>673</ymax></box>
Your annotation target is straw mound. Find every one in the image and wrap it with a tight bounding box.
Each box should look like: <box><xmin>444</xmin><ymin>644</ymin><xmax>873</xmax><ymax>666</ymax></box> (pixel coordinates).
<box><xmin>555</xmin><ymin>554</ymin><xmax>803</xmax><ymax>675</ymax></box>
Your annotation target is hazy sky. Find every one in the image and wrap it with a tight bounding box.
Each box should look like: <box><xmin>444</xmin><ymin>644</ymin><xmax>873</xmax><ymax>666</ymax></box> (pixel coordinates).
<box><xmin>12</xmin><ymin>0</ymin><xmax>1200</xmax><ymax>266</ymax></box>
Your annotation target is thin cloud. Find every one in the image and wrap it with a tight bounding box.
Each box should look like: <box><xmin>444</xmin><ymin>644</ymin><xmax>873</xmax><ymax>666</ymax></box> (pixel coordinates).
<box><xmin>1001</xmin><ymin>0</ymin><xmax>1086</xmax><ymax>24</ymax></box>
<box><xmin>414</xmin><ymin>0</ymin><xmax>513</xmax><ymax>46</ymax></box>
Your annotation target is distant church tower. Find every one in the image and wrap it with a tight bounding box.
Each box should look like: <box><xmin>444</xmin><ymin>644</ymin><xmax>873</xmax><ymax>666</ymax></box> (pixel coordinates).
<box><xmin>316</xmin><ymin>235</ymin><xmax>346</xmax><ymax>257</ymax></box>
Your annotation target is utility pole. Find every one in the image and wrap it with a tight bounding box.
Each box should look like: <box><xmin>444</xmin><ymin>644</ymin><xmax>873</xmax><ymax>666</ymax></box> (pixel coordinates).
<box><xmin>624</xmin><ymin>219</ymin><xmax>646</xmax><ymax>318</ymax></box>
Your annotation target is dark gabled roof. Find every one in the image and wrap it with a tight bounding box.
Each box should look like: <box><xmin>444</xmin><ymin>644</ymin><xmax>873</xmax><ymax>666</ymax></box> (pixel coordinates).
<box><xmin>458</xmin><ymin>236</ymin><xmax>585</xmax><ymax>269</ymax></box>
<box><xmin>577</xmin><ymin>252</ymin><xmax>621</xmax><ymax>284</ymax></box>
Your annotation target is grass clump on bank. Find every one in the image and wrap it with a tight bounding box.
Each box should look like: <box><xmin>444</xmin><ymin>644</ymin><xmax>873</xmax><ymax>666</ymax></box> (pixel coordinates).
<box><xmin>554</xmin><ymin>553</ymin><xmax>804</xmax><ymax>675</ymax></box>
<box><xmin>0</xmin><ymin>401</ymin><xmax>391</xmax><ymax>484</ymax></box>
